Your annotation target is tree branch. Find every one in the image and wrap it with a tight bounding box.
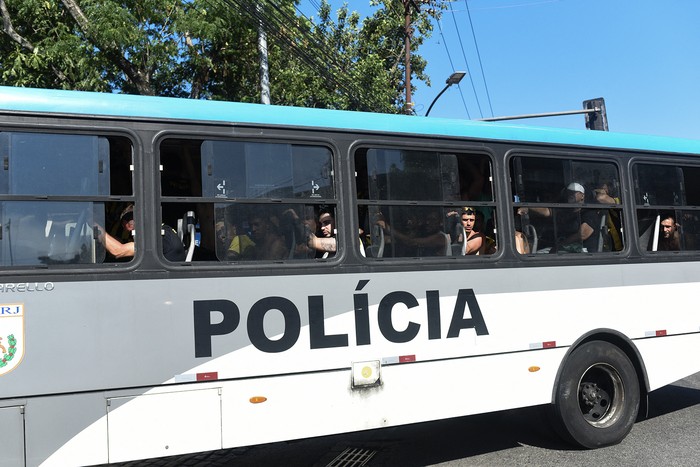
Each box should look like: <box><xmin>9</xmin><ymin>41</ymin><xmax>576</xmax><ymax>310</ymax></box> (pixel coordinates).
<box><xmin>1</xmin><ymin>0</ymin><xmax>71</xmax><ymax>84</ymax></box>
<box><xmin>0</xmin><ymin>0</ymin><xmax>36</xmax><ymax>52</ymax></box>
<box><xmin>60</xmin><ymin>0</ymin><xmax>154</xmax><ymax>95</ymax></box>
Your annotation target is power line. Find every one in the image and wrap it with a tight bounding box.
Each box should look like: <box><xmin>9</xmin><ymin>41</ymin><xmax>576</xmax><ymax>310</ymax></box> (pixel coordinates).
<box><xmin>436</xmin><ymin>19</ymin><xmax>471</xmax><ymax>119</ymax></box>
<box><xmin>306</xmin><ymin>0</ymin><xmax>322</xmax><ymax>13</ymax></box>
<box><xmin>464</xmin><ymin>0</ymin><xmax>494</xmax><ymax>117</ymax></box>
<box><xmin>448</xmin><ymin>2</ymin><xmax>483</xmax><ymax>118</ymax></box>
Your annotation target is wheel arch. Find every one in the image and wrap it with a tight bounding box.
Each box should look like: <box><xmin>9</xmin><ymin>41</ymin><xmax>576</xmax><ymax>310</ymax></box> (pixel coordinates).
<box><xmin>552</xmin><ymin>328</ymin><xmax>650</xmax><ymax>418</ymax></box>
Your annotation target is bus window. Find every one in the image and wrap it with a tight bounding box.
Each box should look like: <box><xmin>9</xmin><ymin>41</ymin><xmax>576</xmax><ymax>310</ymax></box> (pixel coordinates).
<box><xmin>634</xmin><ymin>163</ymin><xmax>700</xmax><ymax>252</ymax></box>
<box><xmin>510</xmin><ymin>156</ymin><xmax>623</xmax><ymax>254</ymax></box>
<box><xmin>0</xmin><ymin>132</ymin><xmax>133</xmax><ymax>267</ymax></box>
<box><xmin>160</xmin><ymin>139</ymin><xmax>336</xmax><ymax>262</ymax></box>
<box><xmin>355</xmin><ymin>148</ymin><xmax>496</xmax><ymax>258</ymax></box>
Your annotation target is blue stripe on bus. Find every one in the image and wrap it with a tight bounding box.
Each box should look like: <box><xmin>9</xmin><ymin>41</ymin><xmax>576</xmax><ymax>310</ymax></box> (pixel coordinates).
<box><xmin>2</xmin><ymin>85</ymin><xmax>700</xmax><ymax>155</ymax></box>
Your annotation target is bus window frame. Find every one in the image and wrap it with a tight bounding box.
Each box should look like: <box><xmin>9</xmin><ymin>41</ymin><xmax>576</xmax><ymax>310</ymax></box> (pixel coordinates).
<box><xmin>631</xmin><ymin>157</ymin><xmax>700</xmax><ymax>255</ymax></box>
<box><xmin>351</xmin><ymin>140</ymin><xmax>500</xmax><ymax>262</ymax></box>
<box><xmin>155</xmin><ymin>131</ymin><xmax>343</xmax><ymax>268</ymax></box>
<box><xmin>506</xmin><ymin>149</ymin><xmax>626</xmax><ymax>258</ymax></box>
<box><xmin>0</xmin><ymin>124</ymin><xmax>140</xmax><ymax>272</ymax></box>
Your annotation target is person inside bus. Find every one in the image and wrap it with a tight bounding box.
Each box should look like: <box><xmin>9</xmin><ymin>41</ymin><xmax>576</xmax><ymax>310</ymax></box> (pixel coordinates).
<box><xmin>284</xmin><ymin>207</ymin><xmax>338</xmax><ymax>258</ymax></box>
<box><xmin>513</xmin><ymin>210</ymin><xmax>531</xmax><ymax>254</ymax></box>
<box><xmin>446</xmin><ymin>207</ymin><xmax>484</xmax><ymax>255</ymax></box>
<box><xmin>308</xmin><ymin>208</ymin><xmax>337</xmax><ymax>257</ymax></box>
<box><xmin>99</xmin><ymin>204</ymin><xmax>186</xmax><ymax>261</ymax></box>
<box><xmin>249</xmin><ymin>212</ymin><xmax>288</xmax><ymax>260</ymax></box>
<box><xmin>594</xmin><ymin>180</ymin><xmax>623</xmax><ymax>251</ymax></box>
<box><xmin>518</xmin><ymin>182</ymin><xmax>600</xmax><ymax>253</ymax></box>
<box><xmin>376</xmin><ymin>209</ymin><xmax>449</xmax><ymax>256</ymax></box>
<box><xmin>217</xmin><ymin>221</ymin><xmax>256</xmax><ymax>261</ymax></box>
<box><xmin>656</xmin><ymin>213</ymin><xmax>681</xmax><ymax>251</ymax></box>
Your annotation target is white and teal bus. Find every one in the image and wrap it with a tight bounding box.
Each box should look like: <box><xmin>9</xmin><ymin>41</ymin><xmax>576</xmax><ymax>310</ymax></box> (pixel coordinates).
<box><xmin>0</xmin><ymin>86</ymin><xmax>699</xmax><ymax>466</ymax></box>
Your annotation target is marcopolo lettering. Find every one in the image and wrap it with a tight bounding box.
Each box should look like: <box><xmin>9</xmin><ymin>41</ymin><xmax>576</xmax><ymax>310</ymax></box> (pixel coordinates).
<box><xmin>193</xmin><ymin>282</ymin><xmax>489</xmax><ymax>358</ymax></box>
<box><xmin>0</xmin><ymin>282</ymin><xmax>54</xmax><ymax>293</ymax></box>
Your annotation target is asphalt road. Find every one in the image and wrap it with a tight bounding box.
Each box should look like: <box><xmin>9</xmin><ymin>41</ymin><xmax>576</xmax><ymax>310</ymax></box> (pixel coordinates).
<box><xmin>114</xmin><ymin>372</ymin><xmax>700</xmax><ymax>467</ymax></box>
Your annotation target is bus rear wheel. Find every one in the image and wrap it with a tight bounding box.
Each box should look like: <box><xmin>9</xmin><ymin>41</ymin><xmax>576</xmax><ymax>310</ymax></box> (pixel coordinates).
<box><xmin>552</xmin><ymin>340</ymin><xmax>640</xmax><ymax>448</ymax></box>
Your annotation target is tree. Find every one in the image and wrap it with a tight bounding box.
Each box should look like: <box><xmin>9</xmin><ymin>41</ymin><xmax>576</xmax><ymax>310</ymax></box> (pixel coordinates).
<box><xmin>0</xmin><ymin>0</ymin><xmax>444</xmax><ymax>112</ymax></box>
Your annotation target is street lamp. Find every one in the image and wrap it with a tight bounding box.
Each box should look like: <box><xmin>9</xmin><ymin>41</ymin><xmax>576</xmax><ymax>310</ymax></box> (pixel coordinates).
<box><xmin>425</xmin><ymin>71</ymin><xmax>466</xmax><ymax>117</ymax></box>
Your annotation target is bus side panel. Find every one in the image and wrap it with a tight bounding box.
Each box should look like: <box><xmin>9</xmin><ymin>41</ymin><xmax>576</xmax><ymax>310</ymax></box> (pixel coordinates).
<box><xmin>37</xmin><ymin>347</ymin><xmax>565</xmax><ymax>465</ymax></box>
<box><xmin>634</xmin><ymin>332</ymin><xmax>700</xmax><ymax>391</ymax></box>
<box><xmin>0</xmin><ymin>405</ymin><xmax>25</xmax><ymax>467</ymax></box>
<box><xmin>218</xmin><ymin>347</ymin><xmax>565</xmax><ymax>448</ymax></box>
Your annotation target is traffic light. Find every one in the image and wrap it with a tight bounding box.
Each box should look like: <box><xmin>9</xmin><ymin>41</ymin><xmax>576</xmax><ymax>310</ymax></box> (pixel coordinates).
<box><xmin>583</xmin><ymin>98</ymin><xmax>609</xmax><ymax>131</ymax></box>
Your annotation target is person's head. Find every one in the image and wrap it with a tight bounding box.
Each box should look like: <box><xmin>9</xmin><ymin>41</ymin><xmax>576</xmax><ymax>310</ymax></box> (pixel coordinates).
<box><xmin>566</xmin><ymin>182</ymin><xmax>585</xmax><ymax>204</ymax></box>
<box><xmin>660</xmin><ymin>214</ymin><xmax>678</xmax><ymax>239</ymax></box>
<box><xmin>461</xmin><ymin>207</ymin><xmax>476</xmax><ymax>233</ymax></box>
<box><xmin>216</xmin><ymin>221</ymin><xmax>232</xmax><ymax>244</ymax></box>
<box><xmin>120</xmin><ymin>204</ymin><xmax>135</xmax><ymax>232</ymax></box>
<box><xmin>318</xmin><ymin>208</ymin><xmax>335</xmax><ymax>238</ymax></box>
<box><xmin>249</xmin><ymin>215</ymin><xmax>270</xmax><ymax>241</ymax></box>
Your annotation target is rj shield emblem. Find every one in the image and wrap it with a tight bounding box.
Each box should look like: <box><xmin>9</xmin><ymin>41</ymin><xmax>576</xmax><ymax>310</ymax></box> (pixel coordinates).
<box><xmin>0</xmin><ymin>304</ymin><xmax>24</xmax><ymax>376</ymax></box>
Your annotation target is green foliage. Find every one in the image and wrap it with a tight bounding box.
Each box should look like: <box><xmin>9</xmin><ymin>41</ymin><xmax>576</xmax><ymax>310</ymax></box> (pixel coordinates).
<box><xmin>0</xmin><ymin>0</ymin><xmax>445</xmax><ymax>112</ymax></box>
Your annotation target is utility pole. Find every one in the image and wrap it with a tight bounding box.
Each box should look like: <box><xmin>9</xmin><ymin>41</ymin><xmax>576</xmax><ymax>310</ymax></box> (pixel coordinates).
<box><xmin>257</xmin><ymin>2</ymin><xmax>271</xmax><ymax>105</ymax></box>
<box><xmin>403</xmin><ymin>0</ymin><xmax>413</xmax><ymax>114</ymax></box>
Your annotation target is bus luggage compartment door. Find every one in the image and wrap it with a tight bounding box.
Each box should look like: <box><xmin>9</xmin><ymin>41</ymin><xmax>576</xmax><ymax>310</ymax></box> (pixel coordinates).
<box><xmin>0</xmin><ymin>405</ymin><xmax>25</xmax><ymax>467</ymax></box>
<box><xmin>107</xmin><ymin>387</ymin><xmax>222</xmax><ymax>463</ymax></box>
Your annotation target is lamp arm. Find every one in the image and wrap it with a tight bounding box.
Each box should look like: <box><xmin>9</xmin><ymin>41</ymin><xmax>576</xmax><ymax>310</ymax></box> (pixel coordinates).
<box><xmin>425</xmin><ymin>83</ymin><xmax>451</xmax><ymax>117</ymax></box>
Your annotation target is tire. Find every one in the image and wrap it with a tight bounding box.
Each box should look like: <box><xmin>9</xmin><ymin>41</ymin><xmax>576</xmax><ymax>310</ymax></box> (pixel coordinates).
<box><xmin>552</xmin><ymin>340</ymin><xmax>640</xmax><ymax>448</ymax></box>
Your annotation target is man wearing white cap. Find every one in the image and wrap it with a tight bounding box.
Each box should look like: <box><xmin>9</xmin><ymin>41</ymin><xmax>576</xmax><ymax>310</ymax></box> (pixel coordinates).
<box><xmin>518</xmin><ymin>182</ymin><xmax>600</xmax><ymax>253</ymax></box>
<box><xmin>557</xmin><ymin>182</ymin><xmax>600</xmax><ymax>252</ymax></box>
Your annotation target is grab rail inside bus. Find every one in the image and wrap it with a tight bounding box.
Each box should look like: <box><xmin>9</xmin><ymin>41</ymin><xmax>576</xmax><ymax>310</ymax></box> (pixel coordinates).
<box><xmin>525</xmin><ymin>223</ymin><xmax>538</xmax><ymax>253</ymax></box>
<box><xmin>652</xmin><ymin>214</ymin><xmax>660</xmax><ymax>252</ymax></box>
<box><xmin>367</xmin><ymin>224</ymin><xmax>384</xmax><ymax>258</ymax></box>
<box><xmin>184</xmin><ymin>211</ymin><xmax>196</xmax><ymax>262</ymax></box>
<box><xmin>451</xmin><ymin>225</ymin><xmax>467</xmax><ymax>256</ymax></box>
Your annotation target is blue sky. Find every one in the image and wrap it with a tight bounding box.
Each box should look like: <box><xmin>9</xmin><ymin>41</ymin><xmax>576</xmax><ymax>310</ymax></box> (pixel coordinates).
<box><xmin>299</xmin><ymin>0</ymin><xmax>700</xmax><ymax>140</ymax></box>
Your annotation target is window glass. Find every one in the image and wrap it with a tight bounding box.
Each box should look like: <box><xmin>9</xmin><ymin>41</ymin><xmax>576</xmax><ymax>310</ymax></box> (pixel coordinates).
<box><xmin>0</xmin><ymin>132</ymin><xmax>112</xmax><ymax>196</ymax></box>
<box><xmin>634</xmin><ymin>164</ymin><xmax>683</xmax><ymax>206</ymax></box>
<box><xmin>0</xmin><ymin>201</ymin><xmax>105</xmax><ymax>266</ymax></box>
<box><xmin>510</xmin><ymin>156</ymin><xmax>623</xmax><ymax>254</ymax></box>
<box><xmin>358</xmin><ymin>149</ymin><xmax>490</xmax><ymax>202</ymax></box>
<box><xmin>200</xmin><ymin>141</ymin><xmax>334</xmax><ymax>199</ymax></box>
<box><xmin>214</xmin><ymin>203</ymin><xmax>336</xmax><ymax>261</ymax></box>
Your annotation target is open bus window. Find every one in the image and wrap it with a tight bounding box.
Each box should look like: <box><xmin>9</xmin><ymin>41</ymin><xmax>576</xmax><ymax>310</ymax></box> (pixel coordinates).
<box><xmin>160</xmin><ymin>138</ymin><xmax>336</xmax><ymax>262</ymax></box>
<box><xmin>510</xmin><ymin>156</ymin><xmax>623</xmax><ymax>254</ymax></box>
<box><xmin>0</xmin><ymin>132</ymin><xmax>132</xmax><ymax>267</ymax></box>
<box><xmin>355</xmin><ymin>148</ymin><xmax>496</xmax><ymax>258</ymax></box>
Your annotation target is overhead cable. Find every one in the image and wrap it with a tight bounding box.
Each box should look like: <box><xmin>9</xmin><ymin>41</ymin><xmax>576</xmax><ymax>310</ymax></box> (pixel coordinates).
<box><xmin>437</xmin><ymin>19</ymin><xmax>471</xmax><ymax>119</ymax></box>
<box><xmin>448</xmin><ymin>1</ymin><xmax>483</xmax><ymax>118</ymax></box>
<box><xmin>464</xmin><ymin>0</ymin><xmax>494</xmax><ymax>117</ymax></box>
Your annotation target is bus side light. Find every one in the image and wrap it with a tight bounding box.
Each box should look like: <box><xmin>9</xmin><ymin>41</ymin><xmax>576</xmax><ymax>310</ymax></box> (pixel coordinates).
<box><xmin>249</xmin><ymin>396</ymin><xmax>268</xmax><ymax>404</ymax></box>
<box><xmin>528</xmin><ymin>366</ymin><xmax>541</xmax><ymax>373</ymax></box>
<box><xmin>352</xmin><ymin>360</ymin><xmax>381</xmax><ymax>388</ymax></box>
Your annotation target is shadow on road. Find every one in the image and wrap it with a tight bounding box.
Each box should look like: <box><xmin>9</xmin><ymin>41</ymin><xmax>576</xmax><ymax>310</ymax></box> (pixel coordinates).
<box><xmin>646</xmin><ymin>379</ymin><xmax>700</xmax><ymax>419</ymax></box>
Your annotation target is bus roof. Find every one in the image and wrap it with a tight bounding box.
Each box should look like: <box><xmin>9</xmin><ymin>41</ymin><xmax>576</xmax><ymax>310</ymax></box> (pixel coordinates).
<box><xmin>1</xmin><ymin>85</ymin><xmax>699</xmax><ymax>155</ymax></box>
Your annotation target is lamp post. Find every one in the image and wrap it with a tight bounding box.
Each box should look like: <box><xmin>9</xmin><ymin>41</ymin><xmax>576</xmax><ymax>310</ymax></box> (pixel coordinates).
<box><xmin>425</xmin><ymin>71</ymin><xmax>466</xmax><ymax>117</ymax></box>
